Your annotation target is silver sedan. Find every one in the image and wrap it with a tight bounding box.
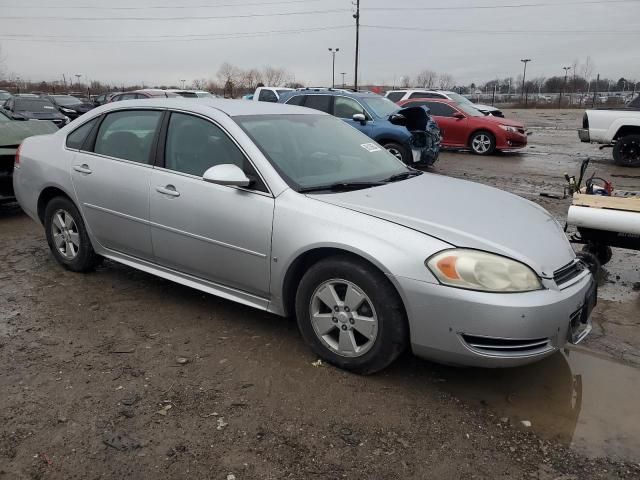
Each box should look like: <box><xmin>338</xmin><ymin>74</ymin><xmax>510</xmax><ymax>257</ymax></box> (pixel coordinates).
<box><xmin>13</xmin><ymin>99</ymin><xmax>595</xmax><ymax>373</ymax></box>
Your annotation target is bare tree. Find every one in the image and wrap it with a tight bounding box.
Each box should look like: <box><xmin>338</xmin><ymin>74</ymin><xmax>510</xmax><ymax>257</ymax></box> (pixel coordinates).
<box><xmin>0</xmin><ymin>44</ymin><xmax>6</xmax><ymax>81</ymax></box>
<box><xmin>262</xmin><ymin>66</ymin><xmax>286</xmax><ymax>86</ymax></box>
<box><xmin>438</xmin><ymin>73</ymin><xmax>455</xmax><ymax>90</ymax></box>
<box><xmin>399</xmin><ymin>75</ymin><xmax>412</xmax><ymax>88</ymax></box>
<box><xmin>415</xmin><ymin>70</ymin><xmax>438</xmax><ymax>88</ymax></box>
<box><xmin>581</xmin><ymin>56</ymin><xmax>595</xmax><ymax>82</ymax></box>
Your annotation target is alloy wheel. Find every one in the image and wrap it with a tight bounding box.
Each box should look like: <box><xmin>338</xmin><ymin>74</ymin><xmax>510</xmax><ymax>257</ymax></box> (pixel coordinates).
<box><xmin>472</xmin><ymin>134</ymin><xmax>492</xmax><ymax>154</ymax></box>
<box><xmin>385</xmin><ymin>146</ymin><xmax>403</xmax><ymax>161</ymax></box>
<box><xmin>309</xmin><ymin>279</ymin><xmax>378</xmax><ymax>358</ymax></box>
<box><xmin>51</xmin><ymin>209</ymin><xmax>80</xmax><ymax>260</ymax></box>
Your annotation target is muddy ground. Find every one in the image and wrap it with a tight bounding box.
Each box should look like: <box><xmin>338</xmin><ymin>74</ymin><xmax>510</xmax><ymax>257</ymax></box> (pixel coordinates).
<box><xmin>1</xmin><ymin>109</ymin><xmax>639</xmax><ymax>479</ymax></box>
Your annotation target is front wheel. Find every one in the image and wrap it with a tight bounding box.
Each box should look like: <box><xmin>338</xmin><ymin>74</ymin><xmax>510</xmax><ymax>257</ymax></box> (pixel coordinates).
<box><xmin>469</xmin><ymin>131</ymin><xmax>496</xmax><ymax>155</ymax></box>
<box><xmin>44</xmin><ymin>196</ymin><xmax>102</xmax><ymax>272</ymax></box>
<box><xmin>383</xmin><ymin>142</ymin><xmax>412</xmax><ymax>165</ymax></box>
<box><xmin>295</xmin><ymin>256</ymin><xmax>408</xmax><ymax>375</ymax></box>
<box><xmin>612</xmin><ymin>135</ymin><xmax>640</xmax><ymax>167</ymax></box>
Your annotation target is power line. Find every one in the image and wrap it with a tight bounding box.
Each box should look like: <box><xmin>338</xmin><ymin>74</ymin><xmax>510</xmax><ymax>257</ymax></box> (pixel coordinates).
<box><xmin>0</xmin><ymin>0</ymin><xmax>322</xmax><ymax>10</ymax></box>
<box><xmin>0</xmin><ymin>8</ymin><xmax>349</xmax><ymax>21</ymax></box>
<box><xmin>362</xmin><ymin>24</ymin><xmax>640</xmax><ymax>35</ymax></box>
<box><xmin>363</xmin><ymin>0</ymin><xmax>640</xmax><ymax>11</ymax></box>
<box><xmin>0</xmin><ymin>25</ymin><xmax>353</xmax><ymax>43</ymax></box>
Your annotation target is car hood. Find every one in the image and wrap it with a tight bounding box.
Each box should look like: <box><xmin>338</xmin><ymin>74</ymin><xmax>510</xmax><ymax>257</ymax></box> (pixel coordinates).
<box><xmin>388</xmin><ymin>105</ymin><xmax>432</xmax><ymax>130</ymax></box>
<box><xmin>311</xmin><ymin>174</ymin><xmax>574</xmax><ymax>277</ymax></box>
<box><xmin>0</xmin><ymin>119</ymin><xmax>58</xmax><ymax>152</ymax></box>
<box><xmin>15</xmin><ymin>111</ymin><xmax>65</xmax><ymax>120</ymax></box>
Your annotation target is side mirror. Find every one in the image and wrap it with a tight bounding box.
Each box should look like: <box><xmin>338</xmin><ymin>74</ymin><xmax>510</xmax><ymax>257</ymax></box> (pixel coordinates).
<box><xmin>352</xmin><ymin>113</ymin><xmax>367</xmax><ymax>125</ymax></box>
<box><xmin>453</xmin><ymin>112</ymin><xmax>465</xmax><ymax>120</ymax></box>
<box><xmin>202</xmin><ymin>164</ymin><xmax>251</xmax><ymax>187</ymax></box>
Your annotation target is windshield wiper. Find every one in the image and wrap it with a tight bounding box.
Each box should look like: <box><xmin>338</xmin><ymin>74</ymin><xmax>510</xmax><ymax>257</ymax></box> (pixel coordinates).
<box><xmin>383</xmin><ymin>170</ymin><xmax>423</xmax><ymax>183</ymax></box>
<box><xmin>298</xmin><ymin>181</ymin><xmax>386</xmax><ymax>193</ymax></box>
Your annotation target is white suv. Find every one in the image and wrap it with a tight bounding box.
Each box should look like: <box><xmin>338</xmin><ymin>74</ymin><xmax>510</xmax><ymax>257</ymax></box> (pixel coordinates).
<box><xmin>385</xmin><ymin>89</ymin><xmax>503</xmax><ymax>117</ymax></box>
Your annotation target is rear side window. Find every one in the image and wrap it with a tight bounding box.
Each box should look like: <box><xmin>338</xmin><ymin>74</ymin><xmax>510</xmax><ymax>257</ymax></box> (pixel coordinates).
<box><xmin>409</xmin><ymin>92</ymin><xmax>438</xmax><ymax>99</ymax></box>
<box><xmin>66</xmin><ymin>117</ymin><xmax>99</xmax><ymax>150</ymax></box>
<box><xmin>386</xmin><ymin>92</ymin><xmax>405</xmax><ymax>102</ymax></box>
<box><xmin>258</xmin><ymin>89</ymin><xmax>278</xmax><ymax>102</ymax></box>
<box><xmin>94</xmin><ymin>110</ymin><xmax>162</xmax><ymax>164</ymax></box>
<box><xmin>303</xmin><ymin>95</ymin><xmax>332</xmax><ymax>114</ymax></box>
<box><xmin>286</xmin><ymin>95</ymin><xmax>305</xmax><ymax>106</ymax></box>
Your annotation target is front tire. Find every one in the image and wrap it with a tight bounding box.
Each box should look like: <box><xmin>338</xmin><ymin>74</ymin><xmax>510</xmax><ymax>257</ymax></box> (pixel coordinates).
<box><xmin>383</xmin><ymin>142</ymin><xmax>412</xmax><ymax>165</ymax></box>
<box><xmin>44</xmin><ymin>196</ymin><xmax>102</xmax><ymax>272</ymax></box>
<box><xmin>469</xmin><ymin>131</ymin><xmax>496</xmax><ymax>155</ymax></box>
<box><xmin>612</xmin><ymin>135</ymin><xmax>640</xmax><ymax>167</ymax></box>
<box><xmin>295</xmin><ymin>256</ymin><xmax>408</xmax><ymax>375</ymax></box>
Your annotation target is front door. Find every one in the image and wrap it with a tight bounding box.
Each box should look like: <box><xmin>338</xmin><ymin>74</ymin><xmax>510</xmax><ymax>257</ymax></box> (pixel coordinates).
<box><xmin>149</xmin><ymin>112</ymin><xmax>274</xmax><ymax>297</ymax></box>
<box><xmin>70</xmin><ymin>109</ymin><xmax>163</xmax><ymax>260</ymax></box>
<box><xmin>334</xmin><ymin>96</ymin><xmax>373</xmax><ymax>137</ymax></box>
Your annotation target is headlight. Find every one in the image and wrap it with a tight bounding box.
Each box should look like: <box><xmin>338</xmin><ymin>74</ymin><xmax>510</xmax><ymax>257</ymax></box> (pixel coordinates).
<box><xmin>499</xmin><ymin>125</ymin><xmax>518</xmax><ymax>133</ymax></box>
<box><xmin>426</xmin><ymin>249</ymin><xmax>542</xmax><ymax>293</ymax></box>
<box><xmin>63</xmin><ymin>116</ymin><xmax>70</xmax><ymax>123</ymax></box>
<box><xmin>60</xmin><ymin>107</ymin><xmax>75</xmax><ymax>113</ymax></box>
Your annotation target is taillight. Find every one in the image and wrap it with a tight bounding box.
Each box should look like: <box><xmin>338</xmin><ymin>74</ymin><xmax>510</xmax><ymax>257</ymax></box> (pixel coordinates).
<box><xmin>15</xmin><ymin>143</ymin><xmax>22</xmax><ymax>167</ymax></box>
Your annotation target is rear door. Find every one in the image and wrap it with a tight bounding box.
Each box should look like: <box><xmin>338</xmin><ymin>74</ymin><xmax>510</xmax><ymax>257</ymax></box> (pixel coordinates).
<box><xmin>149</xmin><ymin>111</ymin><xmax>274</xmax><ymax>297</ymax></box>
<box><xmin>70</xmin><ymin>109</ymin><xmax>163</xmax><ymax>260</ymax></box>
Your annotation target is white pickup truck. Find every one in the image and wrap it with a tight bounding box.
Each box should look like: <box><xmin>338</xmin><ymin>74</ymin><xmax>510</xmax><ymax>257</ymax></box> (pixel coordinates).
<box><xmin>578</xmin><ymin>95</ymin><xmax>640</xmax><ymax>167</ymax></box>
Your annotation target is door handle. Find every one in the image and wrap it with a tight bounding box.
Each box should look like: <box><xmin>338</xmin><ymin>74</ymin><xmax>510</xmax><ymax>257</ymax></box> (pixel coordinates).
<box><xmin>156</xmin><ymin>185</ymin><xmax>180</xmax><ymax>197</ymax></box>
<box><xmin>72</xmin><ymin>164</ymin><xmax>92</xmax><ymax>174</ymax></box>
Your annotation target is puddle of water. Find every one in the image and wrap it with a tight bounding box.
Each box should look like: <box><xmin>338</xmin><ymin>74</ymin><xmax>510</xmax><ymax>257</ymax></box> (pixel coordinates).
<box><xmin>436</xmin><ymin>348</ymin><xmax>640</xmax><ymax>462</ymax></box>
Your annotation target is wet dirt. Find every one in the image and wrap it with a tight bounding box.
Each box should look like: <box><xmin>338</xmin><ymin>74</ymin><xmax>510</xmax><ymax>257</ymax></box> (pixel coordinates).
<box><xmin>1</xmin><ymin>109</ymin><xmax>640</xmax><ymax>479</ymax></box>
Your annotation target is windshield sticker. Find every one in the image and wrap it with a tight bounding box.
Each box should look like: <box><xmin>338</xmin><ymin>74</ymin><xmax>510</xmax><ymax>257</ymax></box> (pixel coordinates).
<box><xmin>361</xmin><ymin>142</ymin><xmax>381</xmax><ymax>152</ymax></box>
<box><xmin>43</xmin><ymin>106</ymin><xmax>55</xmax><ymax>109</ymax></box>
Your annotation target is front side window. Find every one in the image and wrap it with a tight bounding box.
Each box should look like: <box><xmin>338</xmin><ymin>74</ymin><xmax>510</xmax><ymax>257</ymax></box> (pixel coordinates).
<box><xmin>303</xmin><ymin>95</ymin><xmax>332</xmax><ymax>114</ymax></box>
<box><xmin>334</xmin><ymin>97</ymin><xmax>366</xmax><ymax>118</ymax></box>
<box><xmin>66</xmin><ymin>117</ymin><xmax>99</xmax><ymax>150</ymax></box>
<box><xmin>237</xmin><ymin>114</ymin><xmax>409</xmax><ymax>190</ymax></box>
<box><xmin>94</xmin><ymin>110</ymin><xmax>162</xmax><ymax>164</ymax></box>
<box><xmin>164</xmin><ymin>112</ymin><xmax>265</xmax><ymax>191</ymax></box>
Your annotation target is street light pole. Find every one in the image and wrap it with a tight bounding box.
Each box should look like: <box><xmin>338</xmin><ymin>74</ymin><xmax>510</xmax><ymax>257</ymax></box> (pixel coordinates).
<box><xmin>560</xmin><ymin>66</ymin><xmax>571</xmax><ymax>106</ymax></box>
<box><xmin>328</xmin><ymin>48</ymin><xmax>339</xmax><ymax>88</ymax></box>
<box><xmin>181</xmin><ymin>79</ymin><xmax>186</xmax><ymax>89</ymax></box>
<box><xmin>520</xmin><ymin>59</ymin><xmax>531</xmax><ymax>104</ymax></box>
<box><xmin>353</xmin><ymin>0</ymin><xmax>360</xmax><ymax>91</ymax></box>
<box><xmin>340</xmin><ymin>72</ymin><xmax>347</xmax><ymax>88</ymax></box>
<box><xmin>75</xmin><ymin>74</ymin><xmax>82</xmax><ymax>89</ymax></box>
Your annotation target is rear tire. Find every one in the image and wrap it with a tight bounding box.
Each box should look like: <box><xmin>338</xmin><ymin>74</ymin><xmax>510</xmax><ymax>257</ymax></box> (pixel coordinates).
<box><xmin>44</xmin><ymin>196</ymin><xmax>102</xmax><ymax>272</ymax></box>
<box><xmin>383</xmin><ymin>142</ymin><xmax>412</xmax><ymax>165</ymax></box>
<box><xmin>581</xmin><ymin>243</ymin><xmax>613</xmax><ymax>266</ymax></box>
<box><xmin>576</xmin><ymin>250</ymin><xmax>601</xmax><ymax>277</ymax></box>
<box><xmin>295</xmin><ymin>255</ymin><xmax>408</xmax><ymax>375</ymax></box>
<box><xmin>612</xmin><ymin>135</ymin><xmax>640</xmax><ymax>167</ymax></box>
<box><xmin>469</xmin><ymin>131</ymin><xmax>496</xmax><ymax>155</ymax></box>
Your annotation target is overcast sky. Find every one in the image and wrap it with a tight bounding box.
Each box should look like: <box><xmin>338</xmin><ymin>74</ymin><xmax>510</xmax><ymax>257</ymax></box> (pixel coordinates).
<box><xmin>1</xmin><ymin>0</ymin><xmax>639</xmax><ymax>87</ymax></box>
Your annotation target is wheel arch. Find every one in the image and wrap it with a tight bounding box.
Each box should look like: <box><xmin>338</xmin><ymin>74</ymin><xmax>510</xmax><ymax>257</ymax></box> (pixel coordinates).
<box><xmin>613</xmin><ymin>125</ymin><xmax>640</xmax><ymax>141</ymax></box>
<box><xmin>37</xmin><ymin>186</ymin><xmax>75</xmax><ymax>224</ymax></box>
<box><xmin>280</xmin><ymin>246</ymin><xmax>408</xmax><ymax>321</ymax></box>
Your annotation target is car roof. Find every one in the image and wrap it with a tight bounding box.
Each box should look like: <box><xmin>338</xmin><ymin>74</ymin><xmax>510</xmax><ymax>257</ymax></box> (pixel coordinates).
<box><xmin>282</xmin><ymin>88</ymin><xmax>381</xmax><ymax>100</ymax></box>
<box><xmin>95</xmin><ymin>98</ymin><xmax>322</xmax><ymax>117</ymax></box>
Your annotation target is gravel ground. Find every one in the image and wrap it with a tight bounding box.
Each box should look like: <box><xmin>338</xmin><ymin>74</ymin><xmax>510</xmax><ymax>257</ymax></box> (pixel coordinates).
<box><xmin>1</xmin><ymin>109</ymin><xmax>639</xmax><ymax>479</ymax></box>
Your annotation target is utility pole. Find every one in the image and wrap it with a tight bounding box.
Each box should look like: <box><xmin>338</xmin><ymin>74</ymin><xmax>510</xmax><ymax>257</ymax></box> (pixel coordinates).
<box><xmin>340</xmin><ymin>72</ymin><xmax>347</xmax><ymax>88</ymax></box>
<box><xmin>592</xmin><ymin>73</ymin><xmax>600</xmax><ymax>107</ymax></box>
<box><xmin>328</xmin><ymin>48</ymin><xmax>339</xmax><ymax>88</ymax></box>
<box><xmin>353</xmin><ymin>0</ymin><xmax>360</xmax><ymax>91</ymax></box>
<box><xmin>560</xmin><ymin>66</ymin><xmax>571</xmax><ymax>107</ymax></box>
<box><xmin>520</xmin><ymin>59</ymin><xmax>531</xmax><ymax>103</ymax></box>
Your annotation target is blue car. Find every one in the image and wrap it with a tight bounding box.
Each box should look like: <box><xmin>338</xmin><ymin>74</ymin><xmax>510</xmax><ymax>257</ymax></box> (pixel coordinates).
<box><xmin>278</xmin><ymin>88</ymin><xmax>440</xmax><ymax>166</ymax></box>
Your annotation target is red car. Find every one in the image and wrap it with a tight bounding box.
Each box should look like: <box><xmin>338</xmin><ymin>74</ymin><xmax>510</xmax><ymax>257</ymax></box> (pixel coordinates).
<box><xmin>397</xmin><ymin>98</ymin><xmax>527</xmax><ymax>155</ymax></box>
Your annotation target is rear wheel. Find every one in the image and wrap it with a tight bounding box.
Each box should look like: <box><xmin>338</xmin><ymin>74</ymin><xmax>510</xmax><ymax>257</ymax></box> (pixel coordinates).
<box><xmin>44</xmin><ymin>197</ymin><xmax>102</xmax><ymax>272</ymax></box>
<box><xmin>469</xmin><ymin>131</ymin><xmax>496</xmax><ymax>155</ymax></box>
<box><xmin>383</xmin><ymin>142</ymin><xmax>412</xmax><ymax>165</ymax></box>
<box><xmin>581</xmin><ymin>243</ymin><xmax>613</xmax><ymax>266</ymax></box>
<box><xmin>295</xmin><ymin>256</ymin><xmax>408</xmax><ymax>374</ymax></box>
<box><xmin>612</xmin><ymin>135</ymin><xmax>640</xmax><ymax>167</ymax></box>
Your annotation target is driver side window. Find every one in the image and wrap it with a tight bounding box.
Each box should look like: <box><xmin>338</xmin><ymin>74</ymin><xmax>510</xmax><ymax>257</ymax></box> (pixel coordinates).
<box><xmin>334</xmin><ymin>97</ymin><xmax>366</xmax><ymax>118</ymax></box>
<box><xmin>164</xmin><ymin>113</ymin><xmax>267</xmax><ymax>192</ymax></box>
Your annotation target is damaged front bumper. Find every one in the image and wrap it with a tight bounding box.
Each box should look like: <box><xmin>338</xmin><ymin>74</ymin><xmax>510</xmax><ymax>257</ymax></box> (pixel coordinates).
<box><xmin>409</xmin><ymin>120</ymin><xmax>441</xmax><ymax>167</ymax></box>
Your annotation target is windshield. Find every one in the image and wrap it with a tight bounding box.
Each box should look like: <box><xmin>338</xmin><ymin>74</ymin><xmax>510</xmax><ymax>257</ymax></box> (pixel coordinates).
<box><xmin>362</xmin><ymin>96</ymin><xmax>399</xmax><ymax>117</ymax></box>
<box><xmin>15</xmin><ymin>99</ymin><xmax>57</xmax><ymax>113</ymax></box>
<box><xmin>456</xmin><ymin>102</ymin><xmax>484</xmax><ymax>117</ymax></box>
<box><xmin>53</xmin><ymin>96</ymin><xmax>83</xmax><ymax>106</ymax></box>
<box><xmin>447</xmin><ymin>92</ymin><xmax>474</xmax><ymax>106</ymax></box>
<box><xmin>235</xmin><ymin>114</ymin><xmax>409</xmax><ymax>190</ymax></box>
<box><xmin>0</xmin><ymin>111</ymin><xmax>9</xmax><ymax>122</ymax></box>
<box><xmin>0</xmin><ymin>92</ymin><xmax>11</xmax><ymax>101</ymax></box>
